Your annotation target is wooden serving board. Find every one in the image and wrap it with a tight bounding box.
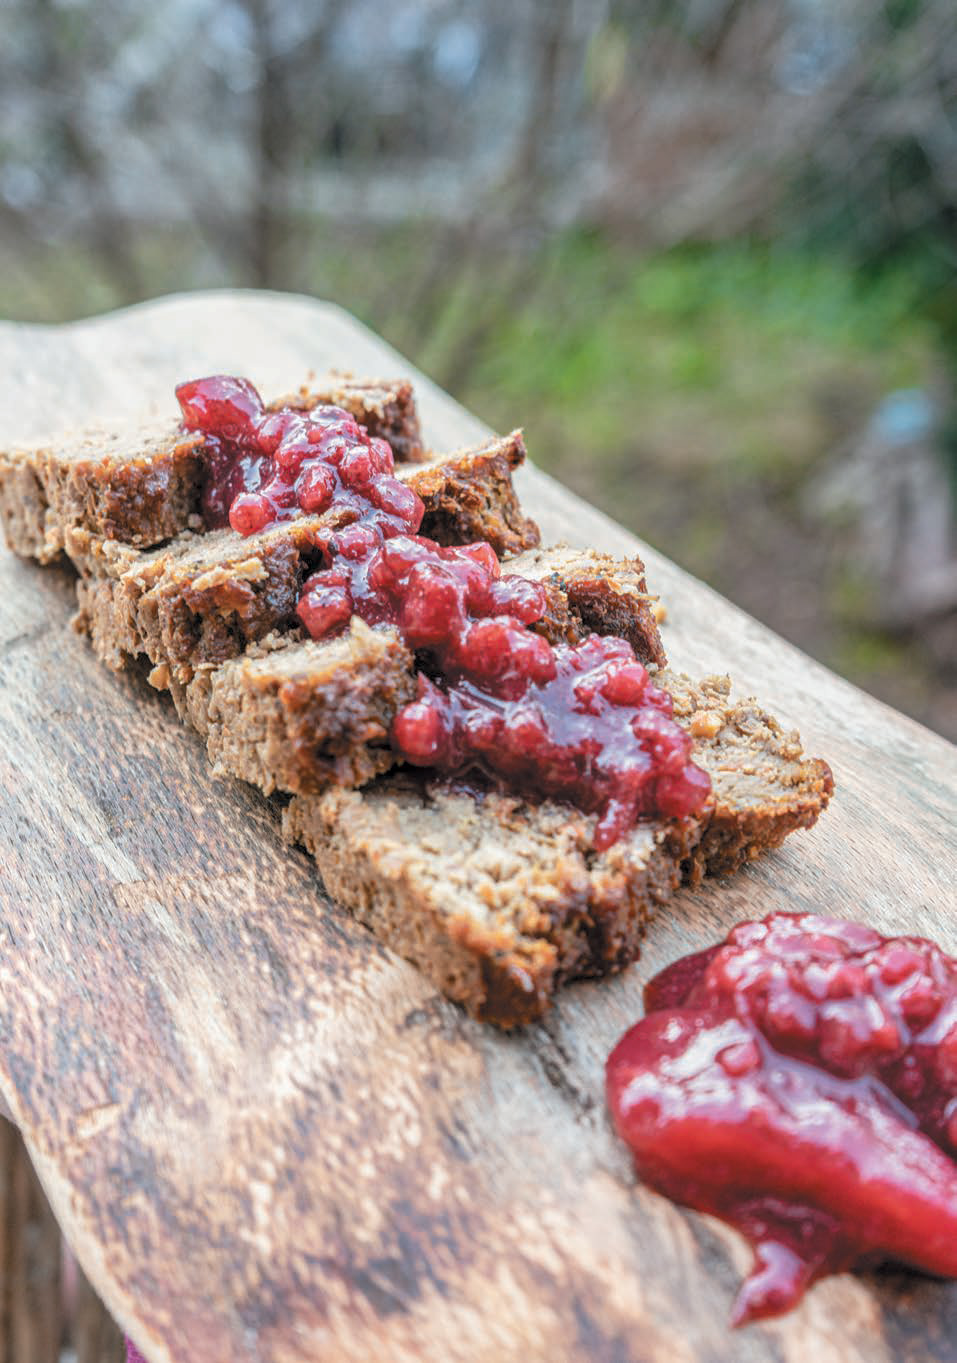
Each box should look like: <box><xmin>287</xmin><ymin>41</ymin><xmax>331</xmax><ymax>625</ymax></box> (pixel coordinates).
<box><xmin>0</xmin><ymin>292</ymin><xmax>955</xmax><ymax>1363</ymax></box>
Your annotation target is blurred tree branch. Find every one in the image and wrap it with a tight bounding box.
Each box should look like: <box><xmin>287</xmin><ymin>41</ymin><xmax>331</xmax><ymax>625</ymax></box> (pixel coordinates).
<box><xmin>0</xmin><ymin>0</ymin><xmax>953</xmax><ymax>323</ymax></box>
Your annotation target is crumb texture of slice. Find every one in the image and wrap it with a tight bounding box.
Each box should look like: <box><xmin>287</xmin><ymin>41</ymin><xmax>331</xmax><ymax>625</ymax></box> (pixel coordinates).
<box><xmin>407</xmin><ymin>431</ymin><xmax>539</xmax><ymax>558</ymax></box>
<box><xmin>662</xmin><ymin>670</ymin><xmax>835</xmax><ymax>880</ymax></box>
<box><xmin>284</xmin><ymin>774</ymin><xmax>698</xmax><ymax>1027</ymax></box>
<box><xmin>187</xmin><ymin>620</ymin><xmax>415</xmax><ymax>794</ymax></box>
<box><xmin>0</xmin><ymin>457</ymin><xmax>56</xmax><ymax>561</ymax></box>
<box><xmin>510</xmin><ymin>542</ymin><xmax>666</xmax><ymax>668</ymax></box>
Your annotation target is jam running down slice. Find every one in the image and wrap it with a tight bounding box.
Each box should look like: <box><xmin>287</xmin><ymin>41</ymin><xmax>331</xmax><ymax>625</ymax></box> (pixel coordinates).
<box><xmin>606</xmin><ymin>913</ymin><xmax>957</xmax><ymax>1325</ymax></box>
<box><xmin>177</xmin><ymin>375</ymin><xmax>711</xmax><ymax>846</ymax></box>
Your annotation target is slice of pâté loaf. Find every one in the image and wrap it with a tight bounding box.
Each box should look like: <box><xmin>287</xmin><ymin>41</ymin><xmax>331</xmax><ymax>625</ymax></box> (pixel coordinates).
<box><xmin>283</xmin><ymin>673</ymin><xmax>832</xmax><ymax>1026</ymax></box>
<box><xmin>72</xmin><ymin>432</ymin><xmax>540</xmax><ymax>683</ymax></box>
<box><xmin>663</xmin><ymin>670</ymin><xmax>834</xmax><ymax>880</ymax></box>
<box><xmin>285</xmin><ymin>773</ymin><xmax>704</xmax><ymax>1027</ymax></box>
<box><xmin>0</xmin><ymin>375</ymin><xmax>423</xmax><ymax>562</ymax></box>
<box><xmin>512</xmin><ymin>543</ymin><xmax>666</xmax><ymax>668</ymax></box>
<box><xmin>184</xmin><ymin>621</ymin><xmax>415</xmax><ymax>794</ymax></box>
<box><xmin>176</xmin><ymin>544</ymin><xmax>666</xmax><ymax>795</ymax></box>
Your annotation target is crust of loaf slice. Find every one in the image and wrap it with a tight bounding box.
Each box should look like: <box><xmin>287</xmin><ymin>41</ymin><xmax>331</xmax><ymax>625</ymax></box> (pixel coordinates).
<box><xmin>0</xmin><ymin>376</ymin><xmax>423</xmax><ymax>561</ymax></box>
<box><xmin>407</xmin><ymin>431</ymin><xmax>538</xmax><ymax>558</ymax></box>
<box><xmin>273</xmin><ymin>374</ymin><xmax>423</xmax><ymax>464</ymax></box>
<box><xmin>71</xmin><ymin>434</ymin><xmax>541</xmax><ymax>683</ymax></box>
<box><xmin>283</xmin><ymin>774</ymin><xmax>702</xmax><ymax>1027</ymax></box>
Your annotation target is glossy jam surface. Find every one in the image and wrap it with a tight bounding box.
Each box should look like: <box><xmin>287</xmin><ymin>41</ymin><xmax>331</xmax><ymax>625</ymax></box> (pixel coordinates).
<box><xmin>176</xmin><ymin>374</ymin><xmax>423</xmax><ymax>539</ymax></box>
<box><xmin>607</xmin><ymin>913</ymin><xmax>957</xmax><ymax>1324</ymax></box>
<box><xmin>302</xmin><ymin>534</ymin><xmax>710</xmax><ymax>846</ymax></box>
<box><xmin>178</xmin><ymin>375</ymin><xmax>711</xmax><ymax>843</ymax></box>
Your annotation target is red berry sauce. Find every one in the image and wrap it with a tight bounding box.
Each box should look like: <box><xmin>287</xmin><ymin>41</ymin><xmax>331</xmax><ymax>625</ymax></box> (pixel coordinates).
<box><xmin>177</xmin><ymin>375</ymin><xmax>711</xmax><ymax>844</ymax></box>
<box><xmin>176</xmin><ymin>374</ymin><xmax>422</xmax><ymax>539</ymax></box>
<box><xmin>607</xmin><ymin>913</ymin><xmax>957</xmax><ymax>1325</ymax></box>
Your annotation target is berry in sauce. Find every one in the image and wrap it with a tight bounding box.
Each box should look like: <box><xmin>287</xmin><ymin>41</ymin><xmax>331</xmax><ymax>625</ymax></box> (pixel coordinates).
<box><xmin>177</xmin><ymin>375</ymin><xmax>711</xmax><ymax>845</ymax></box>
<box><xmin>607</xmin><ymin>913</ymin><xmax>957</xmax><ymax>1325</ymax></box>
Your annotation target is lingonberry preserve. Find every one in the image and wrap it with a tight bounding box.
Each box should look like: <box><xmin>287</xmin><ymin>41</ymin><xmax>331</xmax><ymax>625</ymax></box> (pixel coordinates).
<box><xmin>607</xmin><ymin>913</ymin><xmax>957</xmax><ymax>1325</ymax></box>
<box><xmin>177</xmin><ymin>375</ymin><xmax>711</xmax><ymax>845</ymax></box>
<box><xmin>176</xmin><ymin>375</ymin><xmax>421</xmax><ymax>539</ymax></box>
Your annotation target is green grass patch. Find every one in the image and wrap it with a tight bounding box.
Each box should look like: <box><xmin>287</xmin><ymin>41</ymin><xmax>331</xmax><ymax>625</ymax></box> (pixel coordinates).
<box><xmin>444</xmin><ymin>235</ymin><xmax>935</xmax><ymax>476</ymax></box>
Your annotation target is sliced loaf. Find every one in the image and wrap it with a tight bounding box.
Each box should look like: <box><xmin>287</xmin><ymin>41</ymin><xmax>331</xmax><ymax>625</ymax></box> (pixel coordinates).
<box><xmin>0</xmin><ymin>375</ymin><xmax>422</xmax><ymax>561</ymax></box>
<box><xmin>75</xmin><ymin>544</ymin><xmax>663</xmax><ymax>793</ymax></box>
<box><xmin>2</xmin><ymin>378</ymin><xmax>833</xmax><ymax>1028</ymax></box>
<box><xmin>72</xmin><ymin>433</ymin><xmax>540</xmax><ymax>684</ymax></box>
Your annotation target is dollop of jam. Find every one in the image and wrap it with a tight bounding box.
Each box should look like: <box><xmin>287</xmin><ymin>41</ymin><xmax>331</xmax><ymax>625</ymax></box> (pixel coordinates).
<box><xmin>176</xmin><ymin>374</ymin><xmax>422</xmax><ymax>538</ymax></box>
<box><xmin>606</xmin><ymin>913</ymin><xmax>957</xmax><ymax>1324</ymax></box>
<box><xmin>177</xmin><ymin>375</ymin><xmax>711</xmax><ymax>845</ymax></box>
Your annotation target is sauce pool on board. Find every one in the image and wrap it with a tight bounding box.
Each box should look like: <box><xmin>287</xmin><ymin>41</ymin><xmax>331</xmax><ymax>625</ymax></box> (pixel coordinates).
<box><xmin>606</xmin><ymin>912</ymin><xmax>957</xmax><ymax>1324</ymax></box>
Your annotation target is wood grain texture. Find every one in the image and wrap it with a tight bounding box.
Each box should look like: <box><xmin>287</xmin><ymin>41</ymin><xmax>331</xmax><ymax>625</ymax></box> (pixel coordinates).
<box><xmin>0</xmin><ymin>291</ymin><xmax>955</xmax><ymax>1363</ymax></box>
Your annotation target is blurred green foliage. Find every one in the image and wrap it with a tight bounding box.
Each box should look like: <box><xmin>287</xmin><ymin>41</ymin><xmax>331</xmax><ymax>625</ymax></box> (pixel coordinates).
<box><xmin>416</xmin><ymin>236</ymin><xmax>934</xmax><ymax>471</ymax></box>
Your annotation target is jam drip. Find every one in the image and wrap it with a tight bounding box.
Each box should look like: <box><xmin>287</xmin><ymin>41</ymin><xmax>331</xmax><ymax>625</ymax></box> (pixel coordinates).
<box><xmin>607</xmin><ymin>913</ymin><xmax>957</xmax><ymax>1324</ymax></box>
<box><xmin>177</xmin><ymin>375</ymin><xmax>711</xmax><ymax>846</ymax></box>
